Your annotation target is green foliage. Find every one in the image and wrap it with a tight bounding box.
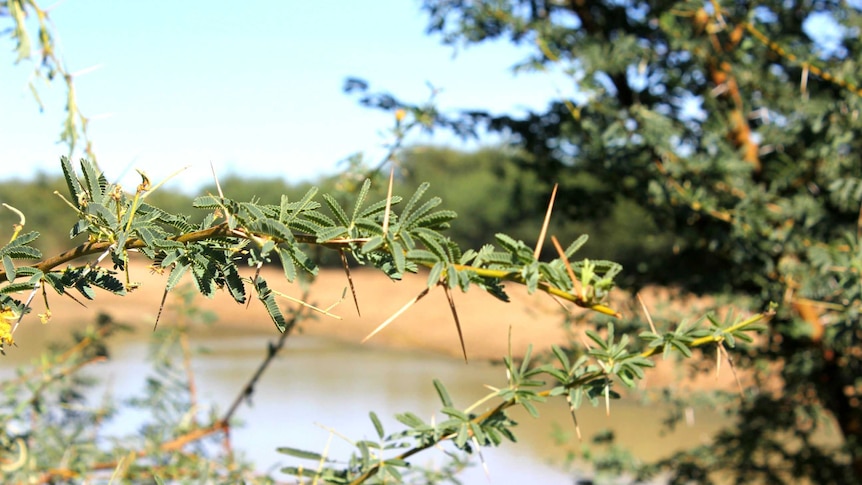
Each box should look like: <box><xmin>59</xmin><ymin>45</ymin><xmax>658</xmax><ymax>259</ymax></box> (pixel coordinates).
<box><xmin>0</xmin><ymin>146</ymin><xmax>675</xmax><ymax>283</ymax></box>
<box><xmin>26</xmin><ymin>157</ymin><xmax>613</xmax><ymax>326</ymax></box>
<box><xmin>345</xmin><ymin>0</ymin><xmax>862</xmax><ymax>482</ymax></box>
<box><xmin>9</xmin><ymin>1</ymin><xmax>858</xmax><ymax>482</ymax></box>
<box><xmin>277</xmin><ymin>307</ymin><xmax>768</xmax><ymax>484</ymax></box>
<box><xmin>2</xmin><ymin>0</ymin><xmax>91</xmax><ymax>156</ymax></box>
<box><xmin>0</xmin><ymin>299</ymin><xmax>267</xmax><ymax>483</ymax></box>
<box><xmin>0</xmin><ymin>155</ymin><xmax>774</xmax><ymax>483</ymax></box>
<box><xmin>340</xmin><ymin>145</ymin><xmax>675</xmax><ymax>284</ymax></box>
<box><xmin>0</xmin><ymin>175</ymin><xmax>81</xmax><ymax>256</ymax></box>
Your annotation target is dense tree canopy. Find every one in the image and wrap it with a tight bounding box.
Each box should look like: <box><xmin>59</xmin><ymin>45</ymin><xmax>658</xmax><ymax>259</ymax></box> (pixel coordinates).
<box><xmin>349</xmin><ymin>0</ymin><xmax>862</xmax><ymax>482</ymax></box>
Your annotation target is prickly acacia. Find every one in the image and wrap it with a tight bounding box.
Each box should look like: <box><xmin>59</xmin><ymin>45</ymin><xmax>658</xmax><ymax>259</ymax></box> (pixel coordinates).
<box><xmin>0</xmin><ymin>158</ymin><xmax>771</xmax><ymax>483</ymax></box>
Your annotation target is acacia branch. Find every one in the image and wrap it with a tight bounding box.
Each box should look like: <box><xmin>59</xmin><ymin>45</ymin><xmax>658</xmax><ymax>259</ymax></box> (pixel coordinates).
<box><xmin>349</xmin><ymin>307</ymin><xmax>774</xmax><ymax>484</ymax></box>
<box><xmin>221</xmin><ymin>303</ymin><xmax>307</xmax><ymax>422</ymax></box>
<box><xmin>34</xmin><ymin>304</ymin><xmax>310</xmax><ymax>483</ymax></box>
<box><xmin>0</xmin><ymin>223</ymin><xmax>352</xmax><ymax>281</ymax></box>
<box><xmin>3</xmin><ymin>222</ymin><xmax>619</xmax><ymax>319</ymax></box>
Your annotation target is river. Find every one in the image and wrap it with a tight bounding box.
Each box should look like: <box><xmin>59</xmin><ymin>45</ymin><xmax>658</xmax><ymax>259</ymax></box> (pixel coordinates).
<box><xmin>4</xmin><ymin>322</ymin><xmax>726</xmax><ymax>484</ymax></box>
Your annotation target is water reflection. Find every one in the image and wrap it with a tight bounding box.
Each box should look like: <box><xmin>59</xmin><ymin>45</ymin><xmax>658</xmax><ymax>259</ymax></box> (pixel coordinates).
<box><xmin>189</xmin><ymin>334</ymin><xmax>576</xmax><ymax>483</ymax></box>
<box><xmin>4</xmin><ymin>327</ymin><xmax>726</xmax><ymax>483</ymax></box>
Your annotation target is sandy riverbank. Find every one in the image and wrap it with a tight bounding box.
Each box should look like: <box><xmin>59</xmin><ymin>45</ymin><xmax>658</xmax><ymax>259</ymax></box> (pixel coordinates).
<box><xmin>8</xmin><ymin>259</ymin><xmax>739</xmax><ymax>390</ymax></box>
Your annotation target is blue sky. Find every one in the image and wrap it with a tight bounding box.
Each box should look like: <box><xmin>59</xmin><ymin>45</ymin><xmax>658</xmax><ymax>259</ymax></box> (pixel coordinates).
<box><xmin>1</xmin><ymin>1</ymin><xmax>565</xmax><ymax>191</ymax></box>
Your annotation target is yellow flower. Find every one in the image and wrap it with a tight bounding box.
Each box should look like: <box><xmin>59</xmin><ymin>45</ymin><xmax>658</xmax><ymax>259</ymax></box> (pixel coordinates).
<box><xmin>39</xmin><ymin>309</ymin><xmax>52</xmax><ymax>324</ymax></box>
<box><xmin>0</xmin><ymin>306</ymin><xmax>18</xmax><ymax>346</ymax></box>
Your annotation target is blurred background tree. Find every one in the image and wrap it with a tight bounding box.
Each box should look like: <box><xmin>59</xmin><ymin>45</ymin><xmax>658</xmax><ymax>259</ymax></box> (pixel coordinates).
<box><xmin>345</xmin><ymin>0</ymin><xmax>862</xmax><ymax>482</ymax></box>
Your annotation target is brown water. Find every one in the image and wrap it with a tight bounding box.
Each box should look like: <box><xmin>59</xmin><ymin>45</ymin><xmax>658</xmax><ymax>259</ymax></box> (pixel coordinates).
<box><xmin>3</xmin><ymin>323</ymin><xmax>731</xmax><ymax>484</ymax></box>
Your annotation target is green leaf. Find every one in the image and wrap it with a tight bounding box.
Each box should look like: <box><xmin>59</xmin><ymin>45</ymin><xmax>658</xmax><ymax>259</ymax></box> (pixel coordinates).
<box><xmin>454</xmin><ymin>426</ymin><xmax>470</xmax><ymax>449</ymax></box>
<box><xmin>193</xmin><ymin>195</ymin><xmax>223</xmax><ymax>209</ymax></box>
<box><xmin>400</xmin><ymin>182</ymin><xmax>430</xmax><ymax>224</ymax></box>
<box><xmin>70</xmin><ymin>219</ymin><xmax>89</xmax><ymax>239</ymax></box>
<box><xmin>7</xmin><ymin>231</ymin><xmax>40</xmax><ymax>248</ymax></box>
<box><xmin>519</xmin><ymin>344</ymin><xmax>534</xmax><ymax>376</ymax></box>
<box><xmin>412</xmin><ymin>209</ymin><xmax>457</xmax><ymax>229</ymax></box>
<box><xmin>670</xmin><ymin>339</ymin><xmax>693</xmax><ymax>358</ymax></box>
<box><xmin>359</xmin><ymin>196</ymin><xmax>402</xmax><ymax>218</ymax></box>
<box><xmin>287</xmin><ymin>218</ymin><xmax>321</xmax><ymax>235</ymax></box>
<box><xmin>406</xmin><ymin>249</ymin><xmax>439</xmax><ymax>265</ymax></box>
<box><xmin>585</xmin><ymin>329</ymin><xmax>609</xmax><ymax>350</ymax></box>
<box><xmin>412</xmin><ymin>227</ymin><xmax>448</xmax><ymax>262</ymax></box>
<box><xmin>278</xmin><ymin>247</ymin><xmax>296</xmax><ymax>282</ymax></box>
<box><xmin>0</xmin><ymin>281</ymin><xmax>37</xmax><ymax>294</ymax></box>
<box><xmin>80</xmin><ymin>158</ymin><xmax>104</xmax><ymax>205</ymax></box>
<box><xmin>427</xmin><ymin>261</ymin><xmax>444</xmax><ymax>288</ymax></box>
<box><xmin>446</xmin><ymin>263</ymin><xmax>459</xmax><ymax>290</ymax></box>
<box><xmin>248</xmin><ymin>218</ymin><xmax>293</xmax><ymax>242</ymax></box>
<box><xmin>2</xmin><ymin>256</ymin><xmax>15</xmax><ymax>282</ymax></box>
<box><xmin>521</xmin><ymin>262</ymin><xmax>540</xmax><ymax>293</ymax></box>
<box><xmin>165</xmin><ymin>264</ymin><xmax>189</xmax><ymax>292</ymax></box>
<box><xmin>322</xmin><ymin>193</ymin><xmax>350</xmax><ymax>226</ymax></box>
<box><xmin>316</xmin><ymin>225</ymin><xmax>348</xmax><ymax>243</ymax></box>
<box><xmin>239</xmin><ymin>201</ymin><xmax>266</xmax><ymax>221</ymax></box>
<box><xmin>551</xmin><ymin>345</ymin><xmax>570</xmax><ymax>371</ymax></box>
<box><xmin>369</xmin><ymin>411</ymin><xmax>384</xmax><ymax>439</ymax></box>
<box><xmin>357</xmin><ymin>440</ymin><xmax>370</xmax><ymax>467</ymax></box>
<box><xmin>433</xmin><ymin>379</ymin><xmax>453</xmax><ymax>407</ymax></box>
<box><xmin>354</xmin><ymin>218</ymin><xmax>384</xmax><ymax>236</ymax></box>
<box><xmin>351</xmin><ymin>179</ymin><xmax>372</xmax><ymax>222</ymax></box>
<box><xmin>301</xmin><ymin>210</ymin><xmax>335</xmax><ymax>229</ymax></box>
<box><xmin>75</xmin><ymin>281</ymin><xmax>96</xmax><ymax>300</ymax></box>
<box><xmin>221</xmin><ymin>263</ymin><xmax>246</xmax><ymax>304</ymax></box>
<box><xmin>87</xmin><ymin>203</ymin><xmax>118</xmax><ymax>227</ymax></box>
<box><xmin>402</xmin><ymin>196</ymin><xmax>442</xmax><ymax>229</ymax></box>
<box><xmin>495</xmin><ymin>233</ymin><xmax>520</xmax><ymax>255</ymax></box>
<box><xmin>389</xmin><ymin>238</ymin><xmax>406</xmax><ymax>274</ymax></box>
<box><xmin>395</xmin><ymin>412</ymin><xmax>426</xmax><ymax>429</ymax></box>
<box><xmin>12</xmin><ymin>266</ymin><xmax>40</xmax><ymax>278</ymax></box>
<box><xmin>191</xmin><ymin>259</ymin><xmax>217</xmax><ymax>298</ymax></box>
<box><xmin>276</xmin><ymin>447</ymin><xmax>325</xmax><ymax>460</ymax></box>
<box><xmin>565</xmin><ymin>234</ymin><xmax>590</xmax><ymax>258</ymax></box>
<box><xmin>255</xmin><ymin>277</ymin><xmax>288</xmax><ymax>332</ymax></box>
<box><xmin>284</xmin><ymin>187</ymin><xmax>319</xmax><ymax>224</ymax></box>
<box><xmin>361</xmin><ymin>236</ymin><xmax>384</xmax><ymax>254</ymax></box>
<box><xmin>61</xmin><ymin>156</ymin><xmax>84</xmax><ymax>209</ymax></box>
<box><xmin>441</xmin><ymin>406</ymin><xmax>469</xmax><ymax>421</ymax></box>
<box><xmin>288</xmin><ymin>244</ymin><xmax>318</xmax><ymax>275</ymax></box>
<box><xmin>87</xmin><ymin>270</ymin><xmax>126</xmax><ymax>296</ymax></box>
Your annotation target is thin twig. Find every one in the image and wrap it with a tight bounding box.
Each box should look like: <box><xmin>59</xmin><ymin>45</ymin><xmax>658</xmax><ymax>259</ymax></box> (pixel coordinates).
<box><xmin>10</xmin><ymin>282</ymin><xmax>40</xmax><ymax>337</ymax></box>
<box><xmin>267</xmin><ymin>286</ymin><xmax>342</xmax><ymax>320</ymax></box>
<box><xmin>153</xmin><ymin>286</ymin><xmax>170</xmax><ymax>331</ymax></box>
<box><xmin>534</xmin><ymin>183</ymin><xmax>558</xmax><ymax>259</ymax></box>
<box><xmin>221</xmin><ymin>306</ymin><xmax>307</xmax><ymax>422</ymax></box>
<box><xmin>551</xmin><ymin>234</ymin><xmax>583</xmax><ymax>301</ymax></box>
<box><xmin>178</xmin><ymin>315</ymin><xmax>199</xmax><ymax>422</ymax></box>
<box><xmin>443</xmin><ymin>284</ymin><xmax>468</xmax><ymax>363</ymax></box>
<box><xmin>718</xmin><ymin>342</ymin><xmax>746</xmax><ymax>398</ymax></box>
<box><xmin>362</xmin><ymin>287</ymin><xmax>430</xmax><ymax>343</ymax></box>
<box><xmin>37</xmin><ymin>303</ymin><xmax>311</xmax><ymax>484</ymax></box>
<box><xmin>382</xmin><ymin>165</ymin><xmax>395</xmax><ymax>235</ymax></box>
<box><xmin>637</xmin><ymin>292</ymin><xmax>658</xmax><ymax>334</ymax></box>
<box><xmin>349</xmin><ymin>308</ymin><xmax>777</xmax><ymax>485</ymax></box>
<box><xmin>340</xmin><ymin>249</ymin><xmax>361</xmax><ymax>316</ymax></box>
<box><xmin>211</xmin><ymin>161</ymin><xmax>225</xmax><ymax>199</ymax></box>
